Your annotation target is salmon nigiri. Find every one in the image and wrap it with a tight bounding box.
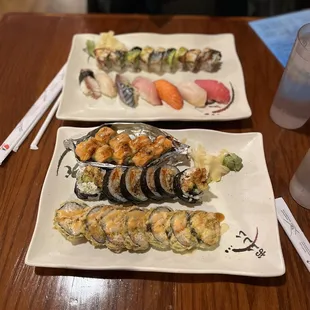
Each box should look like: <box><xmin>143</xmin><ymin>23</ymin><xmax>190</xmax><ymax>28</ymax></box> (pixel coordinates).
<box><xmin>154</xmin><ymin>79</ymin><xmax>184</xmax><ymax>110</ymax></box>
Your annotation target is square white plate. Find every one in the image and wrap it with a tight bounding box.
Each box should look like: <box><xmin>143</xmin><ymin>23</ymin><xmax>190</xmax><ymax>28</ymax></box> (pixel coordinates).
<box><xmin>56</xmin><ymin>33</ymin><xmax>252</xmax><ymax>121</ymax></box>
<box><xmin>26</xmin><ymin>126</ymin><xmax>285</xmax><ymax>276</ymax></box>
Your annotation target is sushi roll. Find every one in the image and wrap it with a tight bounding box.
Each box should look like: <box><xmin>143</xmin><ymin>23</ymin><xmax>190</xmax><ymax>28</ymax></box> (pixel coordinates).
<box><xmin>109</xmin><ymin>50</ymin><xmax>126</xmax><ymax>72</ymax></box>
<box><xmin>109</xmin><ymin>132</ymin><xmax>133</xmax><ymax>165</ymax></box>
<box><xmin>83</xmin><ymin>205</ymin><xmax>112</xmax><ymax>247</ymax></box>
<box><xmin>94</xmin><ymin>126</ymin><xmax>116</xmax><ymax>144</ymax></box>
<box><xmin>146</xmin><ymin>207</ymin><xmax>173</xmax><ymax>250</ymax></box>
<box><xmin>124</xmin><ymin>208</ymin><xmax>149</xmax><ymax>252</ymax></box>
<box><xmin>140</xmin><ymin>166</ymin><xmax>162</xmax><ymax>200</ymax></box>
<box><xmin>53</xmin><ymin>200</ymin><xmax>89</xmax><ymax>243</ymax></box>
<box><xmin>173</xmin><ymin>47</ymin><xmax>188</xmax><ymax>71</ymax></box>
<box><xmin>92</xmin><ymin>145</ymin><xmax>114</xmax><ymax>163</ymax></box>
<box><xmin>74</xmin><ymin>166</ymin><xmax>106</xmax><ymax>201</ymax></box>
<box><xmin>100</xmin><ymin>207</ymin><xmax>130</xmax><ymax>253</ymax></box>
<box><xmin>125</xmin><ymin>47</ymin><xmax>142</xmax><ymax>72</ymax></box>
<box><xmin>129</xmin><ymin>135</ymin><xmax>152</xmax><ymax>154</ymax></box>
<box><xmin>149</xmin><ymin>47</ymin><xmax>165</xmax><ymax>73</ymax></box>
<box><xmin>103</xmin><ymin>167</ymin><xmax>128</xmax><ymax>203</ymax></box>
<box><xmin>152</xmin><ymin>135</ymin><xmax>173</xmax><ymax>158</ymax></box>
<box><xmin>79</xmin><ymin>69</ymin><xmax>102</xmax><ymax>99</ymax></box>
<box><xmin>198</xmin><ymin>48</ymin><xmax>222</xmax><ymax>72</ymax></box>
<box><xmin>185</xmin><ymin>49</ymin><xmax>201</xmax><ymax>72</ymax></box>
<box><xmin>173</xmin><ymin>168</ymin><xmax>209</xmax><ymax>203</ymax></box>
<box><xmin>154</xmin><ymin>165</ymin><xmax>180</xmax><ymax>198</ymax></box>
<box><xmin>94</xmin><ymin>48</ymin><xmax>112</xmax><ymax>71</ymax></box>
<box><xmin>75</xmin><ymin>137</ymin><xmax>98</xmax><ymax>162</ymax></box>
<box><xmin>120</xmin><ymin>167</ymin><xmax>148</xmax><ymax>203</ymax></box>
<box><xmin>162</xmin><ymin>48</ymin><xmax>176</xmax><ymax>73</ymax></box>
<box><xmin>115</xmin><ymin>74</ymin><xmax>139</xmax><ymax>108</ymax></box>
<box><xmin>131</xmin><ymin>144</ymin><xmax>155</xmax><ymax>167</ymax></box>
<box><xmin>189</xmin><ymin>211</ymin><xmax>221</xmax><ymax>250</ymax></box>
<box><xmin>170</xmin><ymin>211</ymin><xmax>198</xmax><ymax>253</ymax></box>
<box><xmin>139</xmin><ymin>46</ymin><xmax>154</xmax><ymax>72</ymax></box>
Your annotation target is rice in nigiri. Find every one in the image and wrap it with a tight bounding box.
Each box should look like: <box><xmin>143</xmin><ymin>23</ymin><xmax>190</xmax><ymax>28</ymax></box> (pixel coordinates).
<box><xmin>79</xmin><ymin>69</ymin><xmax>101</xmax><ymax>99</ymax></box>
<box><xmin>177</xmin><ymin>81</ymin><xmax>207</xmax><ymax>107</ymax></box>
<box><xmin>132</xmin><ymin>77</ymin><xmax>162</xmax><ymax>106</ymax></box>
<box><xmin>95</xmin><ymin>72</ymin><xmax>117</xmax><ymax>98</ymax></box>
<box><xmin>154</xmin><ymin>79</ymin><xmax>183</xmax><ymax>110</ymax></box>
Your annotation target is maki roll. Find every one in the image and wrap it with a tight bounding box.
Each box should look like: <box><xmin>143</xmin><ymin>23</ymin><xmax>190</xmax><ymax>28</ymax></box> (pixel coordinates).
<box><xmin>131</xmin><ymin>144</ymin><xmax>154</xmax><ymax>167</ymax></box>
<box><xmin>53</xmin><ymin>201</ymin><xmax>89</xmax><ymax>243</ymax></box>
<box><xmin>103</xmin><ymin>167</ymin><xmax>128</xmax><ymax>203</ymax></box>
<box><xmin>109</xmin><ymin>50</ymin><xmax>126</xmax><ymax>72</ymax></box>
<box><xmin>154</xmin><ymin>165</ymin><xmax>180</xmax><ymax>198</ymax></box>
<box><xmin>146</xmin><ymin>206</ymin><xmax>173</xmax><ymax>250</ymax></box>
<box><xmin>125</xmin><ymin>47</ymin><xmax>142</xmax><ymax>72</ymax></box>
<box><xmin>149</xmin><ymin>47</ymin><xmax>165</xmax><ymax>73</ymax></box>
<box><xmin>109</xmin><ymin>132</ymin><xmax>133</xmax><ymax>165</ymax></box>
<box><xmin>189</xmin><ymin>211</ymin><xmax>221</xmax><ymax>250</ymax></box>
<box><xmin>173</xmin><ymin>168</ymin><xmax>209</xmax><ymax>203</ymax></box>
<box><xmin>139</xmin><ymin>46</ymin><xmax>154</xmax><ymax>72</ymax></box>
<box><xmin>100</xmin><ymin>207</ymin><xmax>130</xmax><ymax>253</ymax></box>
<box><xmin>198</xmin><ymin>48</ymin><xmax>222</xmax><ymax>72</ymax></box>
<box><xmin>162</xmin><ymin>48</ymin><xmax>176</xmax><ymax>73</ymax></box>
<box><xmin>170</xmin><ymin>211</ymin><xmax>198</xmax><ymax>253</ymax></box>
<box><xmin>129</xmin><ymin>135</ymin><xmax>151</xmax><ymax>154</ymax></box>
<box><xmin>83</xmin><ymin>205</ymin><xmax>112</xmax><ymax>247</ymax></box>
<box><xmin>94</xmin><ymin>48</ymin><xmax>112</xmax><ymax>71</ymax></box>
<box><xmin>94</xmin><ymin>126</ymin><xmax>116</xmax><ymax>144</ymax></box>
<box><xmin>140</xmin><ymin>166</ymin><xmax>162</xmax><ymax>200</ymax></box>
<box><xmin>120</xmin><ymin>167</ymin><xmax>148</xmax><ymax>203</ymax></box>
<box><xmin>185</xmin><ymin>49</ymin><xmax>201</xmax><ymax>72</ymax></box>
<box><xmin>75</xmin><ymin>166</ymin><xmax>106</xmax><ymax>201</ymax></box>
<box><xmin>152</xmin><ymin>135</ymin><xmax>173</xmax><ymax>158</ymax></box>
<box><xmin>75</xmin><ymin>137</ymin><xmax>98</xmax><ymax>161</ymax></box>
<box><xmin>124</xmin><ymin>208</ymin><xmax>149</xmax><ymax>252</ymax></box>
<box><xmin>173</xmin><ymin>47</ymin><xmax>188</xmax><ymax>71</ymax></box>
<box><xmin>92</xmin><ymin>145</ymin><xmax>113</xmax><ymax>163</ymax></box>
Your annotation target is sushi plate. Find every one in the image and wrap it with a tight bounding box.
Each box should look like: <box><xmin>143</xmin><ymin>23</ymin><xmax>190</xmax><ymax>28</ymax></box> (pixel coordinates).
<box><xmin>56</xmin><ymin>33</ymin><xmax>252</xmax><ymax>122</ymax></box>
<box><xmin>26</xmin><ymin>126</ymin><xmax>285</xmax><ymax>276</ymax></box>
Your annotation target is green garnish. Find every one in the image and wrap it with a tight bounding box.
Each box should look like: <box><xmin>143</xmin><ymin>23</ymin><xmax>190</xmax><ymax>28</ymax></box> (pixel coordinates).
<box><xmin>222</xmin><ymin>153</ymin><xmax>243</xmax><ymax>172</ymax></box>
<box><xmin>84</xmin><ymin>40</ymin><xmax>96</xmax><ymax>58</ymax></box>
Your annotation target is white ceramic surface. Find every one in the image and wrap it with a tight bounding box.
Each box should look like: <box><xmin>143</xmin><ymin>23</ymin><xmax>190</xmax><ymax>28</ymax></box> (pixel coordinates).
<box><xmin>56</xmin><ymin>33</ymin><xmax>252</xmax><ymax>121</ymax></box>
<box><xmin>26</xmin><ymin>126</ymin><xmax>284</xmax><ymax>276</ymax></box>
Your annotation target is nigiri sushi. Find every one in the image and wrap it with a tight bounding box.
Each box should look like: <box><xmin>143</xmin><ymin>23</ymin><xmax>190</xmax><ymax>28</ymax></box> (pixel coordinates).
<box><xmin>79</xmin><ymin>69</ymin><xmax>101</xmax><ymax>99</ymax></box>
<box><xmin>94</xmin><ymin>72</ymin><xmax>117</xmax><ymax>98</ymax></box>
<box><xmin>185</xmin><ymin>49</ymin><xmax>201</xmax><ymax>72</ymax></box>
<box><xmin>177</xmin><ymin>81</ymin><xmax>207</xmax><ymax>108</ymax></box>
<box><xmin>195</xmin><ymin>80</ymin><xmax>231</xmax><ymax>104</ymax></box>
<box><xmin>154</xmin><ymin>80</ymin><xmax>183</xmax><ymax>110</ymax></box>
<box><xmin>125</xmin><ymin>47</ymin><xmax>142</xmax><ymax>72</ymax></box>
<box><xmin>149</xmin><ymin>47</ymin><xmax>165</xmax><ymax>73</ymax></box>
<box><xmin>132</xmin><ymin>77</ymin><xmax>162</xmax><ymax>106</ymax></box>
<box><xmin>162</xmin><ymin>48</ymin><xmax>176</xmax><ymax>73</ymax></box>
<box><xmin>139</xmin><ymin>46</ymin><xmax>154</xmax><ymax>72</ymax></box>
<box><xmin>115</xmin><ymin>74</ymin><xmax>139</xmax><ymax>108</ymax></box>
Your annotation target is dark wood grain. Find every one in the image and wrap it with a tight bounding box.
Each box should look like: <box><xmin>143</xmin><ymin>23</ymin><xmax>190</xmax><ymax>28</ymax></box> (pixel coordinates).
<box><xmin>0</xmin><ymin>12</ymin><xmax>309</xmax><ymax>310</ymax></box>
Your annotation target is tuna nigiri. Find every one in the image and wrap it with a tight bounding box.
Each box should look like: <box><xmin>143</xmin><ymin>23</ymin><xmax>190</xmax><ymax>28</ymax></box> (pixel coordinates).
<box><xmin>79</xmin><ymin>69</ymin><xmax>101</xmax><ymax>99</ymax></box>
<box><xmin>95</xmin><ymin>71</ymin><xmax>117</xmax><ymax>98</ymax></box>
<box><xmin>195</xmin><ymin>79</ymin><xmax>231</xmax><ymax>104</ymax></box>
<box><xmin>177</xmin><ymin>81</ymin><xmax>207</xmax><ymax>108</ymax></box>
<box><xmin>154</xmin><ymin>79</ymin><xmax>183</xmax><ymax>110</ymax></box>
<box><xmin>132</xmin><ymin>77</ymin><xmax>162</xmax><ymax>106</ymax></box>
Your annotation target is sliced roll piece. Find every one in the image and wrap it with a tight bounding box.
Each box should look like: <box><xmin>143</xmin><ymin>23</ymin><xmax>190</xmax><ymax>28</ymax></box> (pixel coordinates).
<box><xmin>154</xmin><ymin>165</ymin><xmax>179</xmax><ymax>198</ymax></box>
<box><xmin>120</xmin><ymin>167</ymin><xmax>148</xmax><ymax>203</ymax></box>
<box><xmin>124</xmin><ymin>208</ymin><xmax>149</xmax><ymax>252</ymax></box>
<box><xmin>146</xmin><ymin>206</ymin><xmax>173</xmax><ymax>250</ymax></box>
<box><xmin>53</xmin><ymin>200</ymin><xmax>89</xmax><ymax>242</ymax></box>
<box><xmin>140</xmin><ymin>166</ymin><xmax>162</xmax><ymax>200</ymax></box>
<box><xmin>173</xmin><ymin>168</ymin><xmax>209</xmax><ymax>203</ymax></box>
<box><xmin>170</xmin><ymin>210</ymin><xmax>198</xmax><ymax>252</ymax></box>
<box><xmin>189</xmin><ymin>211</ymin><xmax>221</xmax><ymax>250</ymax></box>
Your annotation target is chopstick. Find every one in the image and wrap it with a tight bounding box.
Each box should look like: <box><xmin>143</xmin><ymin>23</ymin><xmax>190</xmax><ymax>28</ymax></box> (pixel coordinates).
<box><xmin>0</xmin><ymin>64</ymin><xmax>66</xmax><ymax>165</ymax></box>
<box><xmin>30</xmin><ymin>95</ymin><xmax>62</xmax><ymax>150</ymax></box>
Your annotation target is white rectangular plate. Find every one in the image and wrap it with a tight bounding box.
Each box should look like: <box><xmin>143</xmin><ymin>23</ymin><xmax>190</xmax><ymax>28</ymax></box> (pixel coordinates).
<box><xmin>26</xmin><ymin>126</ymin><xmax>285</xmax><ymax>276</ymax></box>
<box><xmin>56</xmin><ymin>33</ymin><xmax>252</xmax><ymax>121</ymax></box>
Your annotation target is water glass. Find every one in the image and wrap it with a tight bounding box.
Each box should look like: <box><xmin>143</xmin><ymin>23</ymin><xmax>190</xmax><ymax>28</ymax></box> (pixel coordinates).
<box><xmin>270</xmin><ymin>23</ymin><xmax>310</xmax><ymax>129</ymax></box>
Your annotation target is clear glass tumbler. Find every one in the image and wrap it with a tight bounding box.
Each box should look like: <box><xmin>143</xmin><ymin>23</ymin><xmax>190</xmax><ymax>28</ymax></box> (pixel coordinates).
<box><xmin>270</xmin><ymin>23</ymin><xmax>310</xmax><ymax>129</ymax></box>
<box><xmin>289</xmin><ymin>149</ymin><xmax>310</xmax><ymax>210</ymax></box>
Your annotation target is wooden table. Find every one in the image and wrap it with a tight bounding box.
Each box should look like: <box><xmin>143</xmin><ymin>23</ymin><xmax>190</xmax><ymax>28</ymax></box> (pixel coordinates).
<box><xmin>0</xmin><ymin>13</ymin><xmax>309</xmax><ymax>310</ymax></box>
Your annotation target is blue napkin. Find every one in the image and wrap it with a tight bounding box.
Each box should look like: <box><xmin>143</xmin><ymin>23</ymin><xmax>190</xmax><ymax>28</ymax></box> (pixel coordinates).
<box><xmin>249</xmin><ymin>10</ymin><xmax>310</xmax><ymax>67</ymax></box>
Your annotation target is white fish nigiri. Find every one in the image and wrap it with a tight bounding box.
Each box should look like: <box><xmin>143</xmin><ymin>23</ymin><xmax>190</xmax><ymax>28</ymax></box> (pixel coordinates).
<box><xmin>177</xmin><ymin>81</ymin><xmax>207</xmax><ymax>108</ymax></box>
<box><xmin>79</xmin><ymin>69</ymin><xmax>101</xmax><ymax>99</ymax></box>
<box><xmin>95</xmin><ymin>72</ymin><xmax>117</xmax><ymax>98</ymax></box>
<box><xmin>132</xmin><ymin>77</ymin><xmax>162</xmax><ymax>106</ymax></box>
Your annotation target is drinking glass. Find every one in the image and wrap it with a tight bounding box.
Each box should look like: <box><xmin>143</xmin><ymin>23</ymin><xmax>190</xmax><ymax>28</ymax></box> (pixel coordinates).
<box><xmin>289</xmin><ymin>149</ymin><xmax>310</xmax><ymax>210</ymax></box>
<box><xmin>270</xmin><ymin>23</ymin><xmax>310</xmax><ymax>129</ymax></box>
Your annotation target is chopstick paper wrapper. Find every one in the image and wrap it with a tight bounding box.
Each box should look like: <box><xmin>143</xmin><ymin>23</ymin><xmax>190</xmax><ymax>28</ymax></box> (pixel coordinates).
<box><xmin>0</xmin><ymin>64</ymin><xmax>66</xmax><ymax>164</ymax></box>
<box><xmin>30</xmin><ymin>94</ymin><xmax>62</xmax><ymax>150</ymax></box>
<box><xmin>275</xmin><ymin>198</ymin><xmax>310</xmax><ymax>272</ymax></box>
